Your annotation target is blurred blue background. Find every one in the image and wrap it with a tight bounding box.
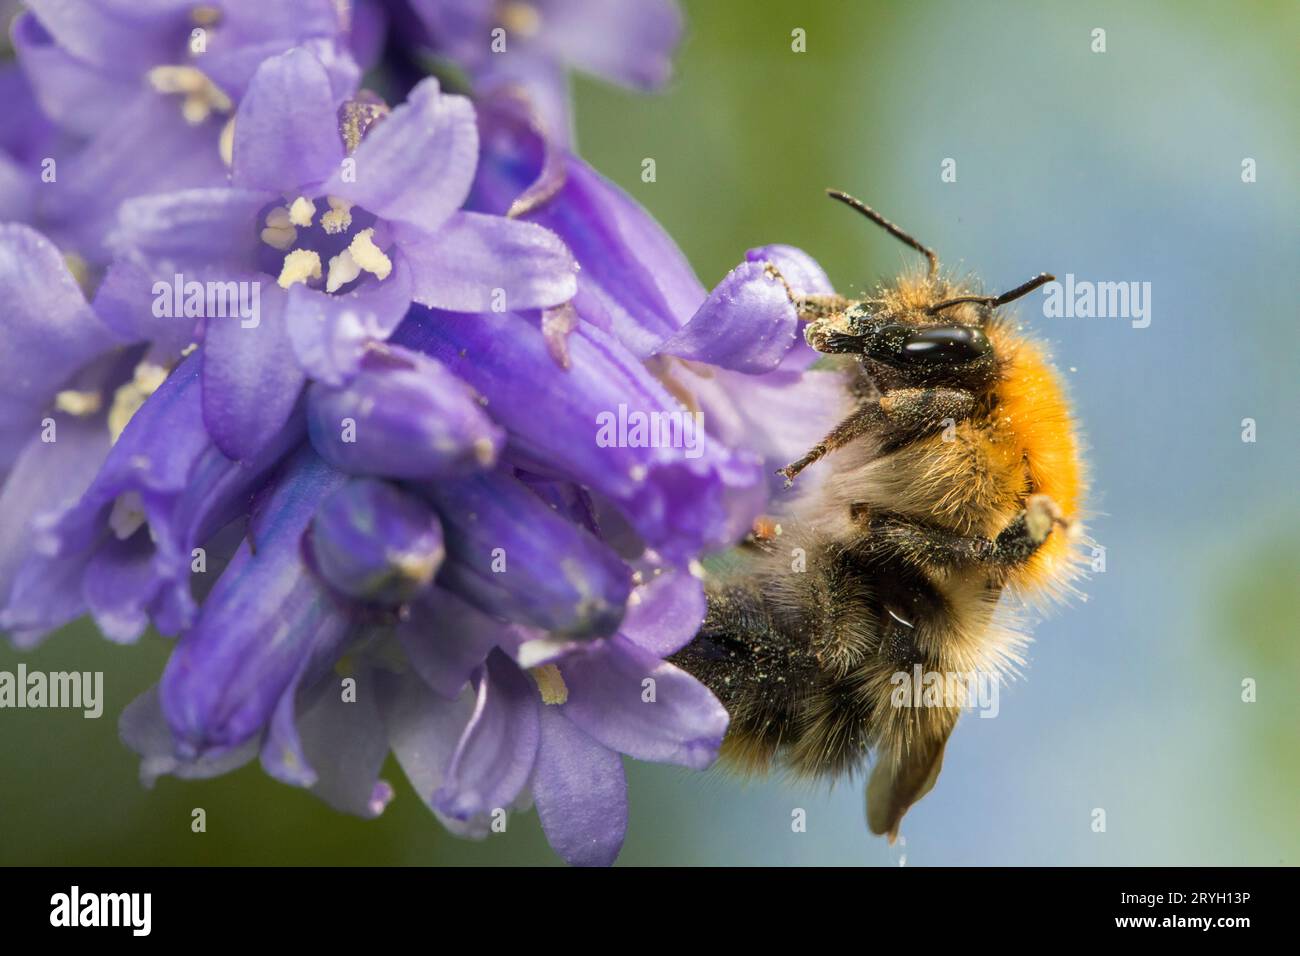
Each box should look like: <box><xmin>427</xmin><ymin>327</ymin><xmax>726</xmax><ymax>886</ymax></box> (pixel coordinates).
<box><xmin>2</xmin><ymin>0</ymin><xmax>1296</xmax><ymax>865</ymax></box>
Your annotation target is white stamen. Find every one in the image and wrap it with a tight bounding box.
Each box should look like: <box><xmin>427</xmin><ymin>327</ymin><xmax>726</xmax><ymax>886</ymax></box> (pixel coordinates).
<box><xmin>109</xmin><ymin>491</ymin><xmax>147</xmax><ymax>541</ymax></box>
<box><xmin>260</xmin><ymin>206</ymin><xmax>297</xmax><ymax>250</ymax></box>
<box><xmin>260</xmin><ymin>225</ymin><xmax>296</xmax><ymax>250</ymax></box>
<box><xmin>325</xmin><ymin>248</ymin><xmax>362</xmax><ymax>293</ymax></box>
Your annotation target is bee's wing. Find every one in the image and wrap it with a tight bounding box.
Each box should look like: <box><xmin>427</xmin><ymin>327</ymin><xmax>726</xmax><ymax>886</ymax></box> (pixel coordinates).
<box><xmin>865</xmin><ymin>718</ymin><xmax>957</xmax><ymax>843</ymax></box>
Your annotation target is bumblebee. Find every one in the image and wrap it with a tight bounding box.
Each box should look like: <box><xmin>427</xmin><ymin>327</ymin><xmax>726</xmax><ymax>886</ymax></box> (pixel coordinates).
<box><xmin>672</xmin><ymin>191</ymin><xmax>1087</xmax><ymax>841</ymax></box>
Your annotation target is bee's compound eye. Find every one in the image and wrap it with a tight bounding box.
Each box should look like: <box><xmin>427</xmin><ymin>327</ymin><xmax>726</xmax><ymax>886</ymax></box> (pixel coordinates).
<box><xmin>898</xmin><ymin>325</ymin><xmax>991</xmax><ymax>365</ymax></box>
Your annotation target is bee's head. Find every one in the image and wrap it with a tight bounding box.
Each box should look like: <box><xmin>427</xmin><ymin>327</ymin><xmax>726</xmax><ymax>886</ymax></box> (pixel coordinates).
<box><xmin>808</xmin><ymin>190</ymin><xmax>1053</xmax><ymax>391</ymax></box>
<box><xmin>808</xmin><ymin>298</ymin><xmax>999</xmax><ymax>390</ymax></box>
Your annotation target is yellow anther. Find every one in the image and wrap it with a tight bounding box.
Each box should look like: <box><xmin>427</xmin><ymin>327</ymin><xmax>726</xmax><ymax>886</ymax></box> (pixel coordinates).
<box><xmin>148</xmin><ymin>65</ymin><xmax>232</xmax><ymax>125</ymax></box>
<box><xmin>191</xmin><ymin>4</ymin><xmax>221</xmax><ymax>26</ymax></box>
<box><xmin>107</xmin><ymin>362</ymin><xmax>170</xmax><ymax>443</ymax></box>
<box><xmin>392</xmin><ymin>551</ymin><xmax>441</xmax><ymax>587</ymax></box>
<box><xmin>348</xmin><ymin>228</ymin><xmax>391</xmax><ymax>281</ymax></box>
<box><xmin>219</xmin><ymin>116</ymin><xmax>235</xmax><ymax>167</ymax></box>
<box><xmin>54</xmin><ymin>390</ymin><xmax>103</xmax><ymax>416</ymax></box>
<box><xmin>320</xmin><ymin>196</ymin><xmax>354</xmax><ymax>235</ymax></box>
<box><xmin>62</xmin><ymin>252</ymin><xmax>93</xmax><ymax>297</ymax></box>
<box><xmin>473</xmin><ymin>437</ymin><xmax>496</xmax><ymax>466</ymax></box>
<box><xmin>277</xmin><ymin>249</ymin><xmax>323</xmax><ymax>289</ymax></box>
<box><xmin>500</xmin><ymin>2</ymin><xmax>542</xmax><ymax>38</ymax></box>
<box><xmin>530</xmin><ymin>664</ymin><xmax>569</xmax><ymax>705</ymax></box>
<box><xmin>288</xmin><ymin>196</ymin><xmax>316</xmax><ymax>228</ymax></box>
<box><xmin>148</xmin><ymin>65</ymin><xmax>206</xmax><ymax>95</ymax></box>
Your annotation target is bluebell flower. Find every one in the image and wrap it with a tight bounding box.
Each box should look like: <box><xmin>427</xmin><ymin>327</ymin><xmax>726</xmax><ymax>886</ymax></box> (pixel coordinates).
<box><xmin>102</xmin><ymin>45</ymin><xmax>576</xmax><ymax>462</ymax></box>
<box><xmin>403</xmin><ymin>0</ymin><xmax>683</xmax><ymax>142</ymax></box>
<box><xmin>0</xmin><ymin>1</ymin><xmax>838</xmax><ymax>866</ymax></box>
<box><xmin>11</xmin><ymin>0</ymin><xmax>363</xmax><ymax>262</ymax></box>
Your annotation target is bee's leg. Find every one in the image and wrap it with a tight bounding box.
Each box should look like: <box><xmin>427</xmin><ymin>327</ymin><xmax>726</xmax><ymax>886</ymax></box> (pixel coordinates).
<box><xmin>989</xmin><ymin>494</ymin><xmax>1070</xmax><ymax>564</ymax></box>
<box><xmin>871</xmin><ymin>495</ymin><xmax>1070</xmax><ymax>570</ymax></box>
<box><xmin>778</xmin><ymin>403</ymin><xmax>884</xmax><ymax>485</ymax></box>
<box><xmin>778</xmin><ymin>387</ymin><xmax>976</xmax><ymax>485</ymax></box>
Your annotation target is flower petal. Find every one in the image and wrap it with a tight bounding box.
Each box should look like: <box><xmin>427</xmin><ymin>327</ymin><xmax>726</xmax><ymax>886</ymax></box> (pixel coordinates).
<box><xmin>201</xmin><ymin>283</ymin><xmax>307</xmax><ymax>462</ymax></box>
<box><xmin>233</xmin><ymin>47</ymin><xmax>345</xmax><ymax>193</ymax></box>
<box><xmin>284</xmin><ymin>259</ymin><xmax>413</xmax><ymax>386</ymax></box>
<box><xmin>472</xmin><ymin>123</ymin><xmax>705</xmax><ymax>357</ymax></box>
<box><xmin>560</xmin><ymin>634</ymin><xmax>729</xmax><ymax>770</ymax></box>
<box><xmin>92</xmin><ymin>261</ymin><xmax>201</xmax><ymax>359</ymax></box>
<box><xmin>159</xmin><ymin>448</ymin><xmax>351</xmax><ymax>757</ymax></box>
<box><xmin>306</xmin><ymin>345</ymin><xmax>503</xmax><ymax>478</ymax></box>
<box><xmin>0</xmin><ymin>223</ymin><xmax>119</xmax><ymax>468</ymax></box>
<box><xmin>399</xmin><ymin>211</ymin><xmax>576</xmax><ymax>312</ymax></box>
<box><xmin>0</xmin><ymin>416</ymin><xmax>109</xmax><ymax>616</ymax></box>
<box><xmin>746</xmin><ymin>244</ymin><xmax>834</xmax><ymax>296</ymax></box>
<box><xmin>295</xmin><ymin>667</ymin><xmax>391</xmax><ymax>817</ymax></box>
<box><xmin>110</xmin><ymin>187</ymin><xmax>268</xmax><ymax>273</ymax></box>
<box><xmin>378</xmin><ymin>668</ymin><xmax>475</xmax><ymax>807</ymax></box>
<box><xmin>533</xmin><ymin>707</ymin><xmax>627</xmax><ymax>867</ymax></box>
<box><xmin>422</xmin><ymin>466</ymin><xmax>631</xmax><ymax>639</ymax></box>
<box><xmin>307</xmin><ymin>478</ymin><xmax>444</xmax><ymax>604</ymax></box>
<box><xmin>120</xmin><ymin>685</ymin><xmax>258</xmax><ymax>788</ymax></box>
<box><xmin>398</xmin><ymin>587</ymin><xmax>517</xmax><ymax>699</ymax></box>
<box><xmin>326</xmin><ymin>77</ymin><xmax>477</xmax><ymax>231</ymax></box>
<box><xmin>81</xmin><ymin>530</ymin><xmax>158</xmax><ymax>643</ymax></box>
<box><xmin>22</xmin><ymin>0</ymin><xmax>191</xmax><ymax>74</ymax></box>
<box><xmin>11</xmin><ymin>11</ymin><xmax>138</xmax><ymax>136</ymax></box>
<box><xmin>526</xmin><ymin>0</ymin><xmax>682</xmax><ymax>90</ymax></box>
<box><xmin>41</xmin><ymin>91</ymin><xmax>228</xmax><ymax>265</ymax></box>
<box><xmin>654</xmin><ymin>259</ymin><xmax>798</xmax><ymax>373</ymax></box>
<box><xmin>431</xmin><ymin>649</ymin><xmax>539</xmax><ymax>821</ymax></box>
<box><xmin>396</xmin><ymin>308</ymin><xmax>764</xmax><ymax>563</ymax></box>
<box><xmin>619</xmin><ymin>568</ymin><xmax>706</xmax><ymax>658</ymax></box>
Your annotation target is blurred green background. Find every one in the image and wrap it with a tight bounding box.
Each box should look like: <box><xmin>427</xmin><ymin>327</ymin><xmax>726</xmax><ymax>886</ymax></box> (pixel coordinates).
<box><xmin>2</xmin><ymin>0</ymin><xmax>1297</xmax><ymax>865</ymax></box>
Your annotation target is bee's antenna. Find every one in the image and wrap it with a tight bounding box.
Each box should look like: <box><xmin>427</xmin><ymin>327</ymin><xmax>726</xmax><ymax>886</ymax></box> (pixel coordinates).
<box><xmin>927</xmin><ymin>272</ymin><xmax>1056</xmax><ymax>315</ymax></box>
<box><xmin>826</xmin><ymin>189</ymin><xmax>938</xmax><ymax>278</ymax></box>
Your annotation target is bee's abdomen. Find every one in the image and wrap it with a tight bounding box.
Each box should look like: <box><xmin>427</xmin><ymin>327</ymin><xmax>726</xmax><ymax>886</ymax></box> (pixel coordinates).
<box><xmin>670</xmin><ymin>577</ymin><xmax>822</xmax><ymax>772</ymax></box>
<box><xmin>673</xmin><ymin>538</ymin><xmax>976</xmax><ymax>780</ymax></box>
